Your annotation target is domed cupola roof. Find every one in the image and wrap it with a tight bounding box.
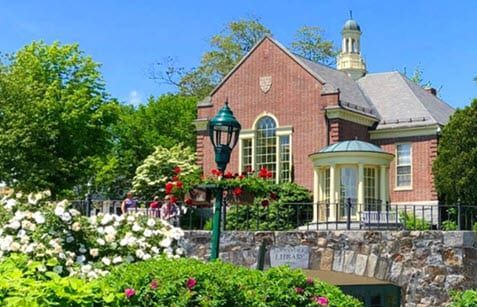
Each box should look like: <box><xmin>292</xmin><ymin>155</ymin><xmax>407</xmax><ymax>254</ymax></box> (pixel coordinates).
<box><xmin>343</xmin><ymin>18</ymin><xmax>361</xmax><ymax>31</ymax></box>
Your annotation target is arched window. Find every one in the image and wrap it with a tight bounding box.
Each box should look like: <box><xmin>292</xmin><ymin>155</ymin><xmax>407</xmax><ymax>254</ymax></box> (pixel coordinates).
<box><xmin>256</xmin><ymin>116</ymin><xmax>277</xmax><ymax>179</ymax></box>
<box><xmin>239</xmin><ymin>114</ymin><xmax>292</xmax><ymax>183</ymax></box>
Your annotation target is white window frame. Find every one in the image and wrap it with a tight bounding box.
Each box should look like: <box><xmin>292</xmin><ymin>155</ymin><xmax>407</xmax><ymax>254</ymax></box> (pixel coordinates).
<box><xmin>395</xmin><ymin>143</ymin><xmax>412</xmax><ymax>190</ymax></box>
<box><xmin>238</xmin><ymin>113</ymin><xmax>292</xmax><ymax>183</ymax></box>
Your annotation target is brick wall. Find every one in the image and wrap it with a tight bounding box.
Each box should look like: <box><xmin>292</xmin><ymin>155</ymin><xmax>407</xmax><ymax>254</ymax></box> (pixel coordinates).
<box><xmin>374</xmin><ymin>135</ymin><xmax>438</xmax><ymax>203</ymax></box>
<box><xmin>197</xmin><ymin>37</ymin><xmax>339</xmax><ymax>190</ymax></box>
<box><xmin>329</xmin><ymin>118</ymin><xmax>370</xmax><ymax>143</ymax></box>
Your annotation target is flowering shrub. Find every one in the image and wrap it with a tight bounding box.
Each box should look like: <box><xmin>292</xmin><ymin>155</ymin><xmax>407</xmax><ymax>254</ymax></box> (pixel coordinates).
<box><xmin>0</xmin><ymin>255</ymin><xmax>362</xmax><ymax>306</ymax></box>
<box><xmin>132</xmin><ymin>144</ymin><xmax>200</xmax><ymax>198</ymax></box>
<box><xmin>450</xmin><ymin>290</ymin><xmax>477</xmax><ymax>306</ymax></box>
<box><xmin>0</xmin><ymin>191</ymin><xmax>184</xmax><ymax>279</ymax></box>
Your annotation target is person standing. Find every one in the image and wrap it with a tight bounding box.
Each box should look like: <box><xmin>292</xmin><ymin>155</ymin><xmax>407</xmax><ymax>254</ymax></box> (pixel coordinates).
<box><xmin>160</xmin><ymin>195</ymin><xmax>180</xmax><ymax>226</ymax></box>
<box><xmin>149</xmin><ymin>196</ymin><xmax>161</xmax><ymax>217</ymax></box>
<box><xmin>121</xmin><ymin>191</ymin><xmax>137</xmax><ymax>214</ymax></box>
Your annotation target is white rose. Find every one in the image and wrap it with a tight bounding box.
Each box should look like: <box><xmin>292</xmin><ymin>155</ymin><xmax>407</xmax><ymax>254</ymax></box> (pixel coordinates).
<box><xmin>76</xmin><ymin>255</ymin><xmax>86</xmax><ymax>264</ymax></box>
<box><xmin>135</xmin><ymin>249</ymin><xmax>145</xmax><ymax>259</ymax></box>
<box><xmin>112</xmin><ymin>256</ymin><xmax>122</xmax><ymax>264</ymax></box>
<box><xmin>143</xmin><ymin>229</ymin><xmax>152</xmax><ymax>237</ymax></box>
<box><xmin>81</xmin><ymin>264</ymin><xmax>92</xmax><ymax>273</ymax></box>
<box><xmin>146</xmin><ymin>219</ymin><xmax>156</xmax><ymax>227</ymax></box>
<box><xmin>90</xmin><ymin>248</ymin><xmax>99</xmax><ymax>257</ymax></box>
<box><xmin>101</xmin><ymin>257</ymin><xmax>111</xmax><ymax>266</ymax></box>
<box><xmin>96</xmin><ymin>238</ymin><xmax>105</xmax><ymax>246</ymax></box>
<box><xmin>9</xmin><ymin>242</ymin><xmax>21</xmax><ymax>251</ymax></box>
<box><xmin>60</xmin><ymin>212</ymin><xmax>72</xmax><ymax>222</ymax></box>
<box><xmin>170</xmin><ymin>227</ymin><xmax>184</xmax><ymax>240</ymax></box>
<box><xmin>160</xmin><ymin>237</ymin><xmax>172</xmax><ymax>248</ymax></box>
<box><xmin>54</xmin><ymin>206</ymin><xmax>65</xmax><ymax>216</ymax></box>
<box><xmin>25</xmin><ymin>243</ymin><xmax>35</xmax><ymax>253</ymax></box>
<box><xmin>175</xmin><ymin>247</ymin><xmax>184</xmax><ymax>255</ymax></box>
<box><xmin>7</xmin><ymin>220</ymin><xmax>21</xmax><ymax>230</ymax></box>
<box><xmin>69</xmin><ymin>209</ymin><xmax>81</xmax><ymax>216</ymax></box>
<box><xmin>71</xmin><ymin>222</ymin><xmax>81</xmax><ymax>232</ymax></box>
<box><xmin>132</xmin><ymin>223</ymin><xmax>142</xmax><ymax>232</ymax></box>
<box><xmin>151</xmin><ymin>246</ymin><xmax>160</xmax><ymax>255</ymax></box>
<box><xmin>79</xmin><ymin>245</ymin><xmax>87</xmax><ymax>253</ymax></box>
<box><xmin>5</xmin><ymin>199</ymin><xmax>16</xmax><ymax>210</ymax></box>
<box><xmin>58</xmin><ymin>252</ymin><xmax>66</xmax><ymax>259</ymax></box>
<box><xmin>38</xmin><ymin>265</ymin><xmax>46</xmax><ymax>272</ymax></box>
<box><xmin>105</xmin><ymin>233</ymin><xmax>115</xmax><ymax>243</ymax></box>
<box><xmin>101</xmin><ymin>214</ymin><xmax>113</xmax><ymax>225</ymax></box>
<box><xmin>65</xmin><ymin>259</ymin><xmax>74</xmax><ymax>266</ymax></box>
<box><xmin>27</xmin><ymin>193</ymin><xmax>39</xmax><ymax>205</ymax></box>
<box><xmin>104</xmin><ymin>226</ymin><xmax>116</xmax><ymax>235</ymax></box>
<box><xmin>32</xmin><ymin>212</ymin><xmax>45</xmax><ymax>224</ymax></box>
<box><xmin>66</xmin><ymin>236</ymin><xmax>75</xmax><ymax>243</ymax></box>
<box><xmin>142</xmin><ymin>253</ymin><xmax>151</xmax><ymax>260</ymax></box>
<box><xmin>87</xmin><ymin>271</ymin><xmax>98</xmax><ymax>280</ymax></box>
<box><xmin>20</xmin><ymin>235</ymin><xmax>30</xmax><ymax>244</ymax></box>
<box><xmin>127</xmin><ymin>215</ymin><xmax>135</xmax><ymax>223</ymax></box>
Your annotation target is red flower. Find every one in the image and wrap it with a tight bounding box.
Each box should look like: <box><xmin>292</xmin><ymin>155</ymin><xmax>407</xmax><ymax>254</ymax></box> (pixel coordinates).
<box><xmin>211</xmin><ymin>169</ymin><xmax>222</xmax><ymax>176</ymax></box>
<box><xmin>170</xmin><ymin>196</ymin><xmax>177</xmax><ymax>203</ymax></box>
<box><xmin>314</xmin><ymin>296</ymin><xmax>329</xmax><ymax>306</ymax></box>
<box><xmin>172</xmin><ymin>176</ymin><xmax>179</xmax><ymax>181</ymax></box>
<box><xmin>306</xmin><ymin>277</ymin><xmax>314</xmax><ymax>285</ymax></box>
<box><xmin>258</xmin><ymin>167</ymin><xmax>272</xmax><ymax>179</ymax></box>
<box><xmin>124</xmin><ymin>288</ymin><xmax>136</xmax><ymax>298</ymax></box>
<box><xmin>173</xmin><ymin>166</ymin><xmax>181</xmax><ymax>174</ymax></box>
<box><xmin>150</xmin><ymin>280</ymin><xmax>158</xmax><ymax>289</ymax></box>
<box><xmin>232</xmin><ymin>187</ymin><xmax>242</xmax><ymax>197</ymax></box>
<box><xmin>239</xmin><ymin>174</ymin><xmax>245</xmax><ymax>180</ymax></box>
<box><xmin>245</xmin><ymin>165</ymin><xmax>252</xmax><ymax>173</ymax></box>
<box><xmin>224</xmin><ymin>171</ymin><xmax>234</xmax><ymax>179</ymax></box>
<box><xmin>295</xmin><ymin>287</ymin><xmax>304</xmax><ymax>294</ymax></box>
<box><xmin>186</xmin><ymin>277</ymin><xmax>197</xmax><ymax>290</ymax></box>
<box><xmin>175</xmin><ymin>181</ymin><xmax>183</xmax><ymax>188</ymax></box>
<box><xmin>185</xmin><ymin>198</ymin><xmax>193</xmax><ymax>206</ymax></box>
<box><xmin>261</xmin><ymin>199</ymin><xmax>270</xmax><ymax>207</ymax></box>
<box><xmin>165</xmin><ymin>182</ymin><xmax>174</xmax><ymax>194</ymax></box>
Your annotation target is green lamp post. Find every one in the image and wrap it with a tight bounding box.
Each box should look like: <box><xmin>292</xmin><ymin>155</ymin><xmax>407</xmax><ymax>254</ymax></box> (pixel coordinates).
<box><xmin>208</xmin><ymin>101</ymin><xmax>241</xmax><ymax>260</ymax></box>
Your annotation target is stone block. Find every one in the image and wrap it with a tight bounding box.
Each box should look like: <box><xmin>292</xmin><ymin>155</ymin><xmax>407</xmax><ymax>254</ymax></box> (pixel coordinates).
<box><xmin>388</xmin><ymin>262</ymin><xmax>402</xmax><ymax>283</ymax></box>
<box><xmin>365</xmin><ymin>254</ymin><xmax>378</xmax><ymax>277</ymax></box>
<box><xmin>445</xmin><ymin>274</ymin><xmax>466</xmax><ymax>289</ymax></box>
<box><xmin>375</xmin><ymin>258</ymin><xmax>389</xmax><ymax>280</ymax></box>
<box><xmin>320</xmin><ymin>248</ymin><xmax>334</xmax><ymax>271</ymax></box>
<box><xmin>309</xmin><ymin>247</ymin><xmax>322</xmax><ymax>269</ymax></box>
<box><xmin>443</xmin><ymin>231</ymin><xmax>477</xmax><ymax>248</ymax></box>
<box><xmin>332</xmin><ymin>250</ymin><xmax>344</xmax><ymax>272</ymax></box>
<box><xmin>317</xmin><ymin>237</ymin><xmax>327</xmax><ymax>247</ymax></box>
<box><xmin>343</xmin><ymin>250</ymin><xmax>356</xmax><ymax>273</ymax></box>
<box><xmin>275</xmin><ymin>231</ymin><xmax>303</xmax><ymax>245</ymax></box>
<box><xmin>255</xmin><ymin>231</ymin><xmax>275</xmax><ymax>245</ymax></box>
<box><xmin>354</xmin><ymin>254</ymin><xmax>368</xmax><ymax>276</ymax></box>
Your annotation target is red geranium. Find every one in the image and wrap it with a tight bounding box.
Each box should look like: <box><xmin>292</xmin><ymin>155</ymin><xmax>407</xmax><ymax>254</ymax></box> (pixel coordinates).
<box><xmin>211</xmin><ymin>169</ymin><xmax>222</xmax><ymax>176</ymax></box>
<box><xmin>124</xmin><ymin>288</ymin><xmax>136</xmax><ymax>298</ymax></box>
<box><xmin>295</xmin><ymin>287</ymin><xmax>304</xmax><ymax>294</ymax></box>
<box><xmin>172</xmin><ymin>176</ymin><xmax>179</xmax><ymax>181</ymax></box>
<box><xmin>173</xmin><ymin>166</ymin><xmax>181</xmax><ymax>174</ymax></box>
<box><xmin>185</xmin><ymin>198</ymin><xmax>193</xmax><ymax>206</ymax></box>
<box><xmin>165</xmin><ymin>182</ymin><xmax>174</xmax><ymax>194</ymax></box>
<box><xmin>150</xmin><ymin>280</ymin><xmax>158</xmax><ymax>289</ymax></box>
<box><xmin>261</xmin><ymin>199</ymin><xmax>270</xmax><ymax>207</ymax></box>
<box><xmin>258</xmin><ymin>167</ymin><xmax>272</xmax><ymax>179</ymax></box>
<box><xmin>232</xmin><ymin>187</ymin><xmax>242</xmax><ymax>197</ymax></box>
<box><xmin>175</xmin><ymin>181</ymin><xmax>183</xmax><ymax>188</ymax></box>
<box><xmin>269</xmin><ymin>192</ymin><xmax>278</xmax><ymax>200</ymax></box>
<box><xmin>224</xmin><ymin>171</ymin><xmax>234</xmax><ymax>179</ymax></box>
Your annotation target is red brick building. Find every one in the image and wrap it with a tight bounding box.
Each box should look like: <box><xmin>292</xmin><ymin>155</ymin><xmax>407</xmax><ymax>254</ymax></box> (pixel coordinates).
<box><xmin>195</xmin><ymin>18</ymin><xmax>453</xmax><ymax>221</ymax></box>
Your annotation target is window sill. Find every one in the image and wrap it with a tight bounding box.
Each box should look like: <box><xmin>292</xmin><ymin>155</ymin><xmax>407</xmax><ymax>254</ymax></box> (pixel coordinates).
<box><xmin>394</xmin><ymin>187</ymin><xmax>413</xmax><ymax>192</ymax></box>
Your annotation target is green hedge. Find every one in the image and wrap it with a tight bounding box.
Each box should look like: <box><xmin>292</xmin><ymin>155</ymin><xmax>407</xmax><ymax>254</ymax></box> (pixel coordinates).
<box><xmin>450</xmin><ymin>290</ymin><xmax>477</xmax><ymax>307</ymax></box>
<box><xmin>0</xmin><ymin>254</ymin><xmax>362</xmax><ymax>306</ymax></box>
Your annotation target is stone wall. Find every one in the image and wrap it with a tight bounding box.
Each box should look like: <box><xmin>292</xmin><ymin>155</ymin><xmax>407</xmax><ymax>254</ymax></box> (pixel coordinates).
<box><xmin>182</xmin><ymin>230</ymin><xmax>477</xmax><ymax>306</ymax></box>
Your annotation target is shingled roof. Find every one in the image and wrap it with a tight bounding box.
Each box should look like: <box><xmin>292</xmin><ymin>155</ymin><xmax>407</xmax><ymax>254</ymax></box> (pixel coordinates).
<box><xmin>357</xmin><ymin>72</ymin><xmax>454</xmax><ymax>129</ymax></box>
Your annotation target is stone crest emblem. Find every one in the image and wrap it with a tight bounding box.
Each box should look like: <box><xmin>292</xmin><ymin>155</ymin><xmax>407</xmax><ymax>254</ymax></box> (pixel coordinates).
<box><xmin>259</xmin><ymin>76</ymin><xmax>272</xmax><ymax>93</ymax></box>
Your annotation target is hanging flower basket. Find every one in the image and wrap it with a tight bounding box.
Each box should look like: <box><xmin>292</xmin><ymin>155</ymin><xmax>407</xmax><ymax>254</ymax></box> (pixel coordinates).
<box><xmin>226</xmin><ymin>188</ymin><xmax>255</xmax><ymax>205</ymax></box>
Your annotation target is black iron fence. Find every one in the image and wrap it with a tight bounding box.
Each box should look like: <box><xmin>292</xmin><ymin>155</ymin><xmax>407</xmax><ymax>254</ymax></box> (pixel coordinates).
<box><xmin>70</xmin><ymin>199</ymin><xmax>477</xmax><ymax>231</ymax></box>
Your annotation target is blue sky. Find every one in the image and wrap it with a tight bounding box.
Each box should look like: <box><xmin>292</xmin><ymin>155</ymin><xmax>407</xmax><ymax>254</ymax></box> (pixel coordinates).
<box><xmin>1</xmin><ymin>1</ymin><xmax>476</xmax><ymax>108</ymax></box>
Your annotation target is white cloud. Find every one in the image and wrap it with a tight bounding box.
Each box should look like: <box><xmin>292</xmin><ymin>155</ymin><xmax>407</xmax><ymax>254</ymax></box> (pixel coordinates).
<box><xmin>128</xmin><ymin>90</ymin><xmax>142</xmax><ymax>106</ymax></box>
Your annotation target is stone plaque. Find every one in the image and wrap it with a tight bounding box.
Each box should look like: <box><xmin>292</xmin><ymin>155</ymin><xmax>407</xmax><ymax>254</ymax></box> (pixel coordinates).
<box><xmin>270</xmin><ymin>245</ymin><xmax>310</xmax><ymax>268</ymax></box>
<box><xmin>259</xmin><ymin>76</ymin><xmax>272</xmax><ymax>93</ymax></box>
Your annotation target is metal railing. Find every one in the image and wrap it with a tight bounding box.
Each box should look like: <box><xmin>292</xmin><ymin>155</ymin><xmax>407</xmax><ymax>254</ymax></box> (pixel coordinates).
<box><xmin>71</xmin><ymin>199</ymin><xmax>477</xmax><ymax>231</ymax></box>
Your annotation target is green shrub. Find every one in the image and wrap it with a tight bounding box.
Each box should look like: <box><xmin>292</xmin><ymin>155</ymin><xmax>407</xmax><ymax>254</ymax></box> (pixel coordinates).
<box><xmin>450</xmin><ymin>290</ymin><xmax>477</xmax><ymax>306</ymax></box>
<box><xmin>442</xmin><ymin>208</ymin><xmax>458</xmax><ymax>231</ymax></box>
<box><xmin>226</xmin><ymin>182</ymin><xmax>312</xmax><ymax>231</ymax></box>
<box><xmin>399</xmin><ymin>211</ymin><xmax>430</xmax><ymax>230</ymax></box>
<box><xmin>0</xmin><ymin>255</ymin><xmax>362</xmax><ymax>306</ymax></box>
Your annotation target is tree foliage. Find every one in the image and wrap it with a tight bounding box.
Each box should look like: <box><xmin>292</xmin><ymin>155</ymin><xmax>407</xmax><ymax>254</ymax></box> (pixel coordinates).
<box><xmin>93</xmin><ymin>94</ymin><xmax>197</xmax><ymax>198</ymax></box>
<box><xmin>291</xmin><ymin>26</ymin><xmax>337</xmax><ymax>65</ymax></box>
<box><xmin>433</xmin><ymin>99</ymin><xmax>477</xmax><ymax>204</ymax></box>
<box><xmin>131</xmin><ymin>144</ymin><xmax>200</xmax><ymax>199</ymax></box>
<box><xmin>0</xmin><ymin>42</ymin><xmax>118</xmax><ymax>197</ymax></box>
<box><xmin>153</xmin><ymin>17</ymin><xmax>337</xmax><ymax>99</ymax></box>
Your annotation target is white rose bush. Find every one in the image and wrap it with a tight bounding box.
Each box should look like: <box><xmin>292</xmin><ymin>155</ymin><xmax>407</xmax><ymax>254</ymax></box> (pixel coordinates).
<box><xmin>0</xmin><ymin>191</ymin><xmax>184</xmax><ymax>280</ymax></box>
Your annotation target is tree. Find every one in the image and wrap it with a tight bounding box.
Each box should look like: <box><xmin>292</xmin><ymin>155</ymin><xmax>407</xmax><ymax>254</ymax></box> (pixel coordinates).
<box><xmin>290</xmin><ymin>26</ymin><xmax>337</xmax><ymax>65</ymax></box>
<box><xmin>433</xmin><ymin>99</ymin><xmax>477</xmax><ymax>204</ymax></box>
<box><xmin>154</xmin><ymin>18</ymin><xmax>338</xmax><ymax>99</ymax></box>
<box><xmin>92</xmin><ymin>94</ymin><xmax>197</xmax><ymax>198</ymax></box>
<box><xmin>0</xmin><ymin>42</ymin><xmax>118</xmax><ymax>197</ymax></box>
<box><xmin>131</xmin><ymin>144</ymin><xmax>200</xmax><ymax>199</ymax></box>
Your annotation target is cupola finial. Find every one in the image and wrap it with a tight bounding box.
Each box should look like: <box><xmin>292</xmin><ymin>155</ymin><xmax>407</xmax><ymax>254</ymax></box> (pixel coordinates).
<box><xmin>349</xmin><ymin>10</ymin><xmax>353</xmax><ymax>19</ymax></box>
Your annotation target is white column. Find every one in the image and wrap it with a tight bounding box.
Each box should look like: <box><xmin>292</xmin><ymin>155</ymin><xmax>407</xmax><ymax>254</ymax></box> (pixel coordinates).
<box><xmin>380</xmin><ymin>165</ymin><xmax>386</xmax><ymax>206</ymax></box>
<box><xmin>358</xmin><ymin>163</ymin><xmax>364</xmax><ymax>211</ymax></box>
<box><xmin>313</xmin><ymin>168</ymin><xmax>319</xmax><ymax>223</ymax></box>
<box><xmin>348</xmin><ymin>38</ymin><xmax>352</xmax><ymax>54</ymax></box>
<box><xmin>329</xmin><ymin>164</ymin><xmax>336</xmax><ymax>221</ymax></box>
<box><xmin>342</xmin><ymin>38</ymin><xmax>346</xmax><ymax>52</ymax></box>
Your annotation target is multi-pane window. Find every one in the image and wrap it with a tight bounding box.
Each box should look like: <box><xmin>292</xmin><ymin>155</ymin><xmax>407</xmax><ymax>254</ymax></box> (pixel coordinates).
<box><xmin>240</xmin><ymin>115</ymin><xmax>292</xmax><ymax>183</ymax></box>
<box><xmin>396</xmin><ymin>144</ymin><xmax>412</xmax><ymax>188</ymax></box>
<box><xmin>241</xmin><ymin>139</ymin><xmax>252</xmax><ymax>173</ymax></box>
<box><xmin>364</xmin><ymin>168</ymin><xmax>376</xmax><ymax>207</ymax></box>
<box><xmin>279</xmin><ymin>136</ymin><xmax>290</xmax><ymax>182</ymax></box>
<box><xmin>255</xmin><ymin>116</ymin><xmax>277</xmax><ymax>179</ymax></box>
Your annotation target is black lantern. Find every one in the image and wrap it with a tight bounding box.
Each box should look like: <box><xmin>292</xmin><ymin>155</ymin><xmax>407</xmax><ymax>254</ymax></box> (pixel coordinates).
<box><xmin>208</xmin><ymin>101</ymin><xmax>241</xmax><ymax>172</ymax></box>
<box><xmin>207</xmin><ymin>101</ymin><xmax>241</xmax><ymax>260</ymax></box>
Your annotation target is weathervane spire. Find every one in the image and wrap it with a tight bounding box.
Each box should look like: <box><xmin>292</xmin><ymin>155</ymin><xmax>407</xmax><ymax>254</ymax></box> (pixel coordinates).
<box><xmin>349</xmin><ymin>10</ymin><xmax>353</xmax><ymax>19</ymax></box>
